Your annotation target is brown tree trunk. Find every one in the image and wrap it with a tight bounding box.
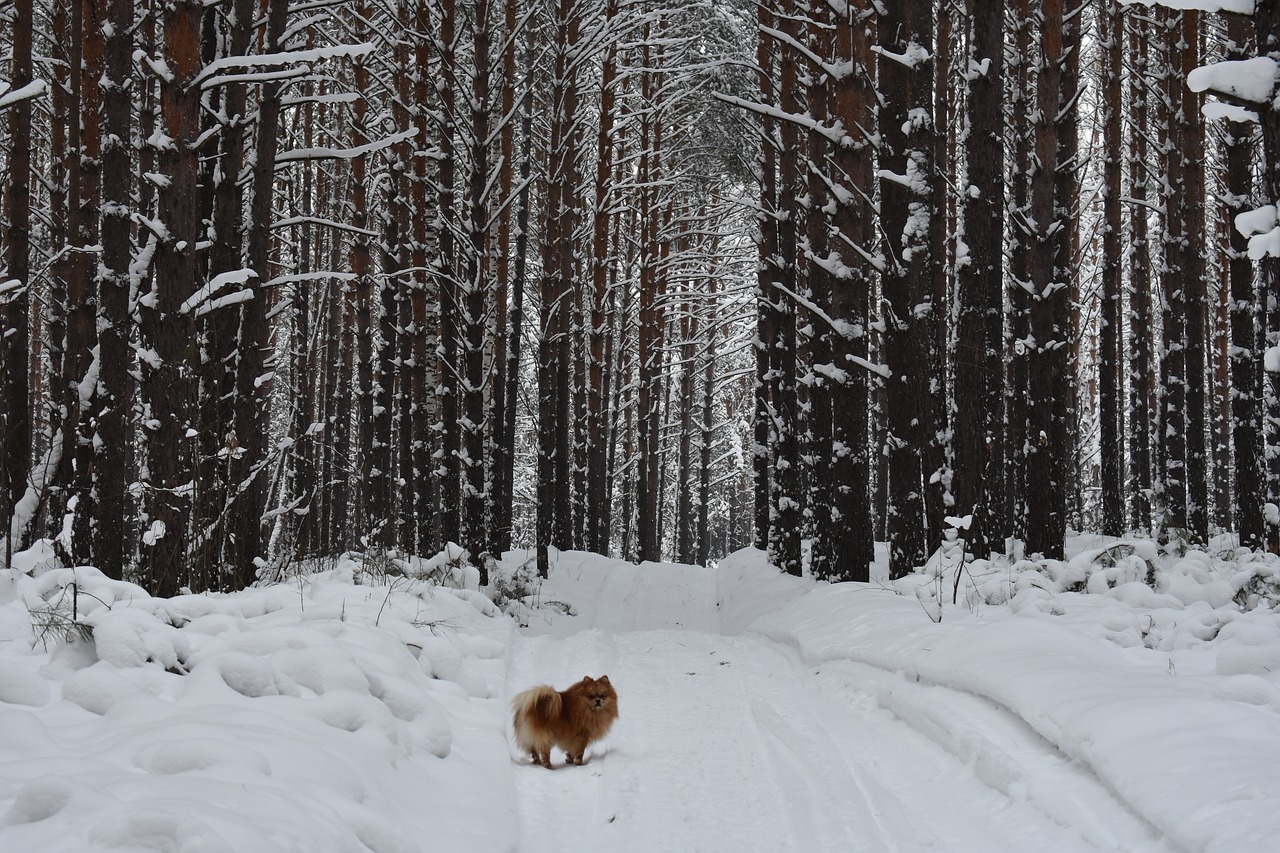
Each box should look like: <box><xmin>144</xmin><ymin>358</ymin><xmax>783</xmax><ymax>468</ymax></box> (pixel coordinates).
<box><xmin>1128</xmin><ymin>12</ymin><xmax>1154</xmax><ymax>532</ymax></box>
<box><xmin>953</xmin><ymin>0</ymin><xmax>1005</xmax><ymax>557</ymax></box>
<box><xmin>1</xmin><ymin>0</ymin><xmax>35</xmax><ymax>559</ymax></box>
<box><xmin>753</xmin><ymin>0</ymin><xmax>777</xmax><ymax>554</ymax></box>
<box><xmin>437</xmin><ymin>0</ymin><xmax>462</xmax><ymax>550</ymax></box>
<box><xmin>804</xmin><ymin>2</ymin><xmax>836</xmax><ymax>580</ymax></box>
<box><xmin>636</xmin><ymin>24</ymin><xmax>666</xmax><ymax>564</ymax></box>
<box><xmin>1099</xmin><ymin>1</ymin><xmax>1124</xmax><ymax>537</ymax></box>
<box><xmin>411</xmin><ymin>0</ymin><xmax>435</xmax><ymax>555</ymax></box>
<box><xmin>538</xmin><ymin>0</ymin><xmax>581</xmax><ymax>574</ymax></box>
<box><xmin>826</xmin><ymin>2</ymin><xmax>875</xmax><ymax>580</ymax></box>
<box><xmin>768</xmin><ymin>0</ymin><xmax>801</xmax><ymax>577</ymax></box>
<box><xmin>228</xmin><ymin>0</ymin><xmax>288</xmax><ymax>586</ymax></box>
<box><xmin>1225</xmin><ymin>14</ymin><xmax>1265</xmax><ymax>548</ymax></box>
<box><xmin>1024</xmin><ymin>0</ymin><xmax>1072</xmax><ymax>560</ymax></box>
<box><xmin>880</xmin><ymin>0</ymin><xmax>934</xmax><ymax>578</ymax></box>
<box><xmin>139</xmin><ymin>0</ymin><xmax>204</xmax><ymax>595</ymax></box>
<box><xmin>462</xmin><ymin>0</ymin><xmax>492</xmax><ymax>575</ymax></box>
<box><xmin>586</xmin><ymin>0</ymin><xmax>621</xmax><ymax>556</ymax></box>
<box><xmin>96</xmin><ymin>0</ymin><xmax>134</xmax><ymax>577</ymax></box>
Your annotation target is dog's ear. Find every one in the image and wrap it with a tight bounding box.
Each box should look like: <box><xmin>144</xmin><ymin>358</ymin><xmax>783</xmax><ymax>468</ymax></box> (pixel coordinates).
<box><xmin>581</xmin><ymin>676</ymin><xmax>594</xmax><ymax>685</ymax></box>
<box><xmin>598</xmin><ymin>675</ymin><xmax>610</xmax><ymax>684</ymax></box>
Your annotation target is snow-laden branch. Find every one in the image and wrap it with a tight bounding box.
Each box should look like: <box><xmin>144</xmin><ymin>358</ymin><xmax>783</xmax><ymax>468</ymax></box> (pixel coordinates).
<box><xmin>275</xmin><ymin>127</ymin><xmax>417</xmax><ymax>164</ymax></box>
<box><xmin>272</xmin><ymin>215</ymin><xmax>378</xmax><ymax>237</ymax></box>
<box><xmin>1187</xmin><ymin>57</ymin><xmax>1276</xmax><ymax>105</ymax></box>
<box><xmin>201</xmin><ymin>67</ymin><xmax>311</xmax><ymax>91</ymax></box>
<box><xmin>1235</xmin><ymin>205</ymin><xmax>1280</xmax><ymax>259</ymax></box>
<box><xmin>711</xmin><ymin>93</ymin><xmax>845</xmax><ymax>145</ymax></box>
<box><xmin>195</xmin><ymin>291</ymin><xmax>255</xmax><ymax>318</ymax></box>
<box><xmin>281</xmin><ymin>92</ymin><xmax>360</xmax><ymax>108</ymax></box>
<box><xmin>758</xmin><ymin>25</ymin><xmax>846</xmax><ymax>80</ymax></box>
<box><xmin>180</xmin><ymin>269</ymin><xmax>256</xmax><ymax>316</ymax></box>
<box><xmin>870</xmin><ymin>42</ymin><xmax>932</xmax><ymax>70</ymax></box>
<box><xmin>264</xmin><ymin>272</ymin><xmax>358</xmax><ymax>288</ymax></box>
<box><xmin>770</xmin><ymin>280</ymin><xmax>890</xmax><ymax>379</ymax></box>
<box><xmin>1119</xmin><ymin>0</ymin><xmax>1253</xmax><ymax>13</ymax></box>
<box><xmin>191</xmin><ymin>42</ymin><xmax>376</xmax><ymax>88</ymax></box>
<box><xmin>0</xmin><ymin>79</ymin><xmax>48</xmax><ymax>109</ymax></box>
<box><xmin>1203</xmin><ymin>101</ymin><xmax>1258</xmax><ymax>123</ymax></box>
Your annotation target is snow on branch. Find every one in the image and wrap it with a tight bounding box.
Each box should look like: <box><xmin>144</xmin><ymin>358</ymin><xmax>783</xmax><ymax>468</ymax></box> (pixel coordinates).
<box><xmin>275</xmin><ymin>127</ymin><xmax>417</xmax><ymax>164</ymax></box>
<box><xmin>758</xmin><ymin>25</ymin><xmax>846</xmax><ymax>80</ymax></box>
<box><xmin>201</xmin><ymin>67</ymin><xmax>311</xmax><ymax>91</ymax></box>
<box><xmin>1203</xmin><ymin>101</ymin><xmax>1258</xmax><ymax>122</ymax></box>
<box><xmin>180</xmin><ymin>269</ymin><xmax>257</xmax><ymax>316</ymax></box>
<box><xmin>281</xmin><ymin>92</ymin><xmax>360</xmax><ymax>108</ymax></box>
<box><xmin>1235</xmin><ymin>205</ymin><xmax>1280</xmax><ymax>259</ymax></box>
<box><xmin>264</xmin><ymin>272</ymin><xmax>358</xmax><ymax>288</ymax></box>
<box><xmin>191</xmin><ymin>42</ymin><xmax>376</xmax><ymax>88</ymax></box>
<box><xmin>0</xmin><ymin>279</ymin><xmax>25</xmax><ymax>302</ymax></box>
<box><xmin>711</xmin><ymin>93</ymin><xmax>845</xmax><ymax>145</ymax></box>
<box><xmin>0</xmin><ymin>79</ymin><xmax>49</xmax><ymax>109</ymax></box>
<box><xmin>272</xmin><ymin>215</ymin><xmax>378</xmax><ymax>237</ymax></box>
<box><xmin>870</xmin><ymin>42</ymin><xmax>932</xmax><ymax>70</ymax></box>
<box><xmin>1119</xmin><ymin>0</ymin><xmax>1253</xmax><ymax>13</ymax></box>
<box><xmin>1187</xmin><ymin>57</ymin><xmax>1277</xmax><ymax>105</ymax></box>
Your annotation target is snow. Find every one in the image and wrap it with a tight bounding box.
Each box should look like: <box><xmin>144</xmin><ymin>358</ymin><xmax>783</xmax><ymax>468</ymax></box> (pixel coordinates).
<box><xmin>1</xmin><ymin>539</ymin><xmax>1278</xmax><ymax>851</ymax></box>
<box><xmin>1202</xmin><ymin>101</ymin><xmax>1258</xmax><ymax>123</ymax></box>
<box><xmin>1186</xmin><ymin>57</ymin><xmax>1277</xmax><ymax>105</ymax></box>
<box><xmin>1265</xmin><ymin>345</ymin><xmax>1280</xmax><ymax>373</ymax></box>
<box><xmin>1120</xmin><ymin>0</ymin><xmax>1254</xmax><ymax>14</ymax></box>
<box><xmin>0</xmin><ymin>80</ymin><xmax>48</xmax><ymax>109</ymax></box>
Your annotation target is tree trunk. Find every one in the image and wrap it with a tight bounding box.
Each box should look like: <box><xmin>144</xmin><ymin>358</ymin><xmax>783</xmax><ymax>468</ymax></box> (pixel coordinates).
<box><xmin>1180</xmin><ymin>12</ymin><xmax>1209</xmax><ymax>542</ymax></box>
<box><xmin>139</xmin><ymin>0</ymin><xmax>204</xmax><ymax>595</ymax></box>
<box><xmin>1</xmin><ymin>0</ymin><xmax>35</xmax><ymax>561</ymax></box>
<box><xmin>586</xmin><ymin>0</ymin><xmax>621</xmax><ymax>556</ymax></box>
<box><xmin>768</xmin><ymin>0</ymin><xmax>802</xmax><ymax>577</ymax></box>
<box><xmin>463</xmin><ymin>0</ymin><xmax>493</xmax><ymax>575</ymax></box>
<box><xmin>1099</xmin><ymin>1</ymin><xmax>1124</xmax><ymax>537</ymax></box>
<box><xmin>96</xmin><ymin>0</ymin><xmax>134</xmax><ymax>577</ymax></box>
<box><xmin>1128</xmin><ymin>12</ymin><xmax>1155</xmax><ymax>532</ymax></box>
<box><xmin>825</xmin><ymin>1</ymin><xmax>875</xmax><ymax>580</ymax></box>
<box><xmin>228</xmin><ymin>0</ymin><xmax>288</xmax><ymax>585</ymax></box>
<box><xmin>1225</xmin><ymin>14</ymin><xmax>1265</xmax><ymax>549</ymax></box>
<box><xmin>1024</xmin><ymin>0</ymin><xmax>1071</xmax><ymax>560</ymax></box>
<box><xmin>880</xmin><ymin>0</ymin><xmax>934</xmax><ymax>578</ymax></box>
<box><xmin>953</xmin><ymin>0</ymin><xmax>1006</xmax><ymax>558</ymax></box>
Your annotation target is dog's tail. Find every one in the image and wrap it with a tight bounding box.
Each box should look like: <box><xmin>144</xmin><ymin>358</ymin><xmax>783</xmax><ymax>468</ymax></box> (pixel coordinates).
<box><xmin>511</xmin><ymin>684</ymin><xmax>562</xmax><ymax>725</ymax></box>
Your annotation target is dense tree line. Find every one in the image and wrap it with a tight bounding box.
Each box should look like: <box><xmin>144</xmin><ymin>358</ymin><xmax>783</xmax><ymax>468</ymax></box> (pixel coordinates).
<box><xmin>2</xmin><ymin>0</ymin><xmax>1280</xmax><ymax>595</ymax></box>
<box><xmin>747</xmin><ymin>0</ymin><xmax>1280</xmax><ymax>580</ymax></box>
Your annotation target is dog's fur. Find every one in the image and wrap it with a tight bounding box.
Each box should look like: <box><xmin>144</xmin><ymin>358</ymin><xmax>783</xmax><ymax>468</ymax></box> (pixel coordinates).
<box><xmin>511</xmin><ymin>675</ymin><xmax>618</xmax><ymax>768</ymax></box>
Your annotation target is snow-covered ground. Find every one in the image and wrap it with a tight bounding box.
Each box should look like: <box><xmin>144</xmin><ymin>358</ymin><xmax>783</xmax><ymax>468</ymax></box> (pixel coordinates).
<box><xmin>1</xmin><ymin>537</ymin><xmax>1278</xmax><ymax>852</ymax></box>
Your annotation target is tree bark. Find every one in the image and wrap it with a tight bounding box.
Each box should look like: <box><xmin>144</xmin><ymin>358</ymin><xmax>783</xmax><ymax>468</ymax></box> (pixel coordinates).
<box><xmin>139</xmin><ymin>0</ymin><xmax>204</xmax><ymax>595</ymax></box>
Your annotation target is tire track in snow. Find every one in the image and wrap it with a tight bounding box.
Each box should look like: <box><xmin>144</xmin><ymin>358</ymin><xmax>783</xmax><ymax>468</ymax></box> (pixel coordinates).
<box><xmin>809</xmin><ymin>659</ymin><xmax>1182</xmax><ymax>853</ymax></box>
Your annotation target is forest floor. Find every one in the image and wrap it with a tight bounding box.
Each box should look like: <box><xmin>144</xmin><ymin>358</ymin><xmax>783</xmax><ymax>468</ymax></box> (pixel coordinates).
<box><xmin>1</xmin><ymin>540</ymin><xmax>1278</xmax><ymax>851</ymax></box>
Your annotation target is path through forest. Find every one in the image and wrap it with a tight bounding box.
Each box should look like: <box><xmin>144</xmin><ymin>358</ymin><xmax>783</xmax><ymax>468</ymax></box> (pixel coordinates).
<box><xmin>506</xmin><ymin>557</ymin><xmax>1179</xmax><ymax>853</ymax></box>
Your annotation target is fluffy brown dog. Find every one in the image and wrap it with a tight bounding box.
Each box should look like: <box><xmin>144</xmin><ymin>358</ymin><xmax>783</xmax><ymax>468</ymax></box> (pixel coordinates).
<box><xmin>511</xmin><ymin>675</ymin><xmax>618</xmax><ymax>768</ymax></box>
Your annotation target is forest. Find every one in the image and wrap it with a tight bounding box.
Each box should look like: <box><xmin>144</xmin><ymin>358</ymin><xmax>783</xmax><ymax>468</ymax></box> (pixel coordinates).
<box><xmin>2</xmin><ymin>0</ymin><xmax>1279</xmax><ymax>595</ymax></box>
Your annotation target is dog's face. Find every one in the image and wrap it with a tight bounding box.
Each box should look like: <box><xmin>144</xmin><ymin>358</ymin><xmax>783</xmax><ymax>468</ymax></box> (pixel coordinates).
<box><xmin>570</xmin><ymin>675</ymin><xmax>618</xmax><ymax>714</ymax></box>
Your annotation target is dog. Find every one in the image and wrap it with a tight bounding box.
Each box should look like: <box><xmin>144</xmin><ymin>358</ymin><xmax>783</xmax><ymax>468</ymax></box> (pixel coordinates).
<box><xmin>511</xmin><ymin>675</ymin><xmax>618</xmax><ymax>768</ymax></box>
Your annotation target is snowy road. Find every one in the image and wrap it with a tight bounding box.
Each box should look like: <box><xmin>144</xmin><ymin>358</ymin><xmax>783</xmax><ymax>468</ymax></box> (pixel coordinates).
<box><xmin>507</xmin><ymin>557</ymin><xmax>1178</xmax><ymax>853</ymax></box>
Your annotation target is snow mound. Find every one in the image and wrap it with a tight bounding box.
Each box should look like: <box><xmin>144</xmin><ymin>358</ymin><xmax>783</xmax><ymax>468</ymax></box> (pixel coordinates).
<box><xmin>0</xmin><ymin>550</ymin><xmax>514</xmax><ymax>852</ymax></box>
